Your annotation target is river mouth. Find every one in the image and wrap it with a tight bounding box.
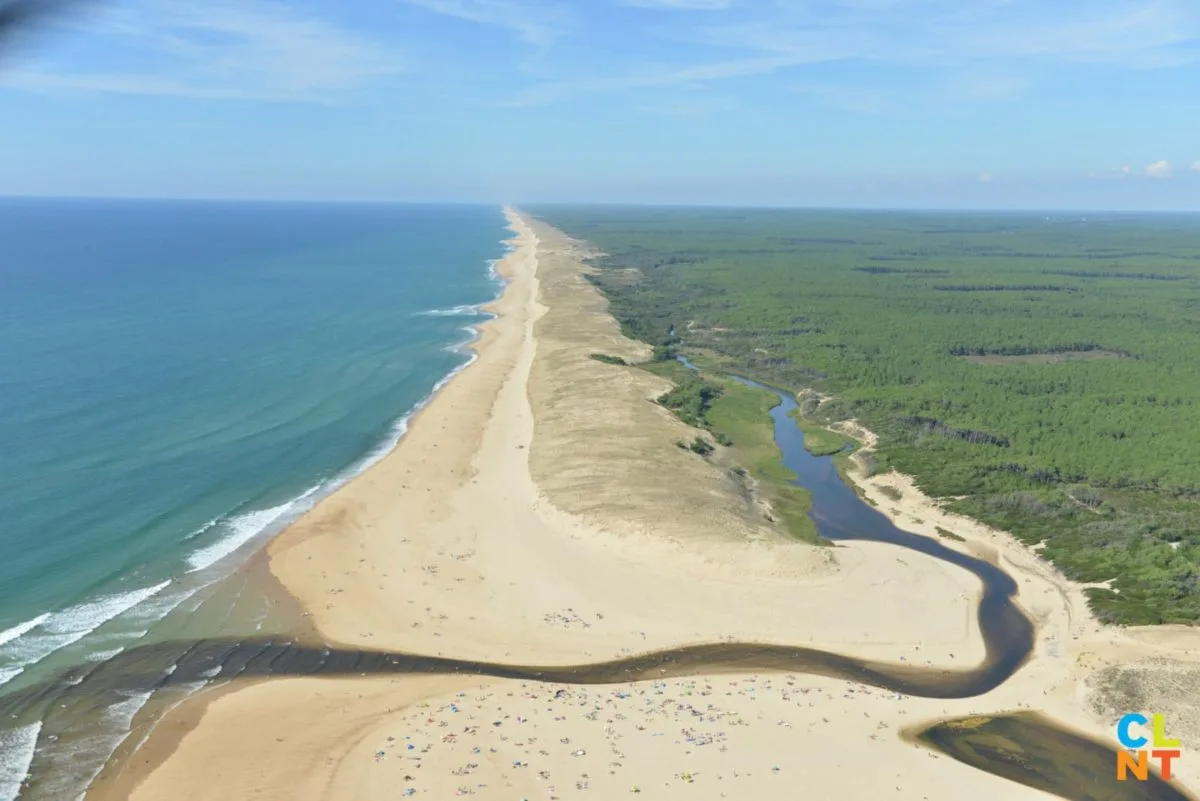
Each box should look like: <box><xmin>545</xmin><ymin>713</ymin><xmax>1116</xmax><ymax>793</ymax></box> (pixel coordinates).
<box><xmin>0</xmin><ymin>362</ymin><xmax>1194</xmax><ymax>801</ymax></box>
<box><xmin>2</xmin><ymin>636</ymin><xmax>1194</xmax><ymax>801</ymax></box>
<box><xmin>908</xmin><ymin>712</ymin><xmax>1190</xmax><ymax>801</ymax></box>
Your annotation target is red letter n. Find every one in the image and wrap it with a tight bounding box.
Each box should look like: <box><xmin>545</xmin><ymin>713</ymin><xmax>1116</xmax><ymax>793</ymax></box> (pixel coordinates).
<box><xmin>1118</xmin><ymin>750</ymin><xmax>1149</xmax><ymax>781</ymax></box>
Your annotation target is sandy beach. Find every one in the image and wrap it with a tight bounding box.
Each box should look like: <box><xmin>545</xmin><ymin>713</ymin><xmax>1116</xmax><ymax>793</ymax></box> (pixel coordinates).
<box><xmin>94</xmin><ymin>209</ymin><xmax>1200</xmax><ymax>801</ymax></box>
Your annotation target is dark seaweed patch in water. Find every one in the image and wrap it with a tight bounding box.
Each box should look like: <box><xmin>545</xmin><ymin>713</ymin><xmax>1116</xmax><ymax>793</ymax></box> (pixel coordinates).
<box><xmin>912</xmin><ymin>712</ymin><xmax>1196</xmax><ymax>801</ymax></box>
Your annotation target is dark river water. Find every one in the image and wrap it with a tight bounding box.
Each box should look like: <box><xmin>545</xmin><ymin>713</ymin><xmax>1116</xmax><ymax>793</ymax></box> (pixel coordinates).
<box><xmin>0</xmin><ymin>360</ymin><xmax>1192</xmax><ymax>801</ymax></box>
<box><xmin>725</xmin><ymin>371</ymin><xmax>1035</xmax><ymax>691</ymax></box>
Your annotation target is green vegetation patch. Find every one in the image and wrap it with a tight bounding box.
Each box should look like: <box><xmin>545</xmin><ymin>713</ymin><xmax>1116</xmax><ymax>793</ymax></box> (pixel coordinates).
<box><xmin>936</xmin><ymin>526</ymin><xmax>966</xmax><ymax>542</ymax></box>
<box><xmin>676</xmin><ymin>436</ymin><xmax>714</xmax><ymax>456</ymax></box>
<box><xmin>642</xmin><ymin>360</ymin><xmax>734</xmax><ymax>446</ymax></box>
<box><xmin>787</xmin><ymin>408</ymin><xmax>854</xmax><ymax>456</ymax></box>
<box><xmin>645</xmin><ymin>358</ymin><xmax>821</xmax><ymax>542</ymax></box>
<box><xmin>878</xmin><ymin>485</ymin><xmax>903</xmax><ymax>502</ymax></box>
<box><xmin>704</xmin><ymin>378</ymin><xmax>822</xmax><ymax>544</ymax></box>
<box><xmin>589</xmin><ymin>353</ymin><xmax>628</xmax><ymax>366</ymax></box>
<box><xmin>534</xmin><ymin>206</ymin><xmax>1200</xmax><ymax>624</ymax></box>
<box><xmin>657</xmin><ymin>376</ymin><xmax>723</xmax><ymax>429</ymax></box>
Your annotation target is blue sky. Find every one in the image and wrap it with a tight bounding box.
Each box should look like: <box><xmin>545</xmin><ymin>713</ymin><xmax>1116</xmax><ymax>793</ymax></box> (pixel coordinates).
<box><xmin>1</xmin><ymin>0</ymin><xmax>1199</xmax><ymax>209</ymax></box>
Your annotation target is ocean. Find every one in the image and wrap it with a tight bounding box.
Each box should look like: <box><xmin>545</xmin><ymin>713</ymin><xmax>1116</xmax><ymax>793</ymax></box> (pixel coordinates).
<box><xmin>0</xmin><ymin>199</ymin><xmax>509</xmax><ymax>799</ymax></box>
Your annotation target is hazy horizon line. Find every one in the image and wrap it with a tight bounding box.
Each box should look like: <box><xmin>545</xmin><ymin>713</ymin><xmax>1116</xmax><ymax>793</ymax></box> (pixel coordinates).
<box><xmin>4</xmin><ymin>193</ymin><xmax>1200</xmax><ymax>216</ymax></box>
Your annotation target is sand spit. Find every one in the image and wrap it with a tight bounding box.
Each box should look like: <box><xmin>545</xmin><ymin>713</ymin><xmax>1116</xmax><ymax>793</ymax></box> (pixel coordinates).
<box><xmin>98</xmin><ymin>210</ymin><xmax>1199</xmax><ymax>801</ymax></box>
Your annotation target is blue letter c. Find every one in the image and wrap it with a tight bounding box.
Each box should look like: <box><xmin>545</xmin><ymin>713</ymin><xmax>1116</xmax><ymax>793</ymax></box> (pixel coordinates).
<box><xmin>1118</xmin><ymin>713</ymin><xmax>1148</xmax><ymax>748</ymax></box>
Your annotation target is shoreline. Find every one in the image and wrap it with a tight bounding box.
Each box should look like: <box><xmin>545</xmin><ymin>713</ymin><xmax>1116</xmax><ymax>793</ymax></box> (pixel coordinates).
<box><xmin>0</xmin><ymin>218</ymin><xmax>513</xmax><ymax>801</ymax></box>
<box><xmin>0</xmin><ymin>214</ymin><xmax>509</xmax><ymax>701</ymax></box>
<box><xmin>76</xmin><ymin>216</ymin><xmax>522</xmax><ymax>801</ymax></box>
<box><xmin>88</xmin><ymin>209</ymin><xmax>536</xmax><ymax>801</ymax></box>
<box><xmin>96</xmin><ymin>212</ymin><xmax>1200</xmax><ymax>801</ymax></box>
<box><xmin>180</xmin><ymin>252</ymin><xmax>509</xmax><ymax>580</ymax></box>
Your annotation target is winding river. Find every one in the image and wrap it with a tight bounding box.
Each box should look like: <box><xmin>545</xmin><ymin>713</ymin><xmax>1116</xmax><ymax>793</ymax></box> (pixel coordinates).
<box><xmin>726</xmin><ymin>370</ymin><xmax>1036</xmax><ymax>690</ymax></box>
<box><xmin>0</xmin><ymin>362</ymin><xmax>1193</xmax><ymax>801</ymax></box>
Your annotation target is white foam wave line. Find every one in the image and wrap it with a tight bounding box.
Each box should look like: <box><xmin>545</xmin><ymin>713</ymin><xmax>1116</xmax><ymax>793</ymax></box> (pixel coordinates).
<box><xmin>446</xmin><ymin>323</ymin><xmax>481</xmax><ymax>355</ymax></box>
<box><xmin>117</xmin><ymin>681</ymin><xmax>209</xmax><ymax>782</ymax></box>
<box><xmin>183</xmin><ymin>514</ymin><xmax>222</xmax><ymax>541</ymax></box>
<box><xmin>121</xmin><ymin>584</ymin><xmax>203</xmax><ymax>629</ymax></box>
<box><xmin>105</xmin><ymin>691</ymin><xmax>153</xmax><ymax>727</ymax></box>
<box><xmin>0</xmin><ymin>614</ymin><xmax>48</xmax><ymax>648</ymax></box>
<box><xmin>317</xmin><ymin>342</ymin><xmax>483</xmax><ymax>501</ymax></box>
<box><xmin>491</xmin><ymin>228</ymin><xmax>516</xmax><ymax>281</ymax></box>
<box><xmin>41</xmin><ymin>582</ymin><xmax>172</xmax><ymax>641</ymax></box>
<box><xmin>416</xmin><ymin>304</ymin><xmax>484</xmax><ymax>317</ymax></box>
<box><xmin>0</xmin><ymin>720</ymin><xmax>41</xmax><ymax>801</ymax></box>
<box><xmin>0</xmin><ymin>582</ymin><xmax>171</xmax><ymax>687</ymax></box>
<box><xmin>185</xmin><ymin>486</ymin><xmax>319</xmax><ymax>574</ymax></box>
<box><xmin>50</xmin><ymin>692</ymin><xmax>154</xmax><ymax>801</ymax></box>
<box><xmin>87</xmin><ymin>647</ymin><xmax>126</xmax><ymax>663</ymax></box>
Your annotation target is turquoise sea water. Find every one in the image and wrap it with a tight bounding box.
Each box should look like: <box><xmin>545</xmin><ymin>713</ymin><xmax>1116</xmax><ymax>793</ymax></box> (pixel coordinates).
<box><xmin>0</xmin><ymin>199</ymin><xmax>507</xmax><ymax>700</ymax></box>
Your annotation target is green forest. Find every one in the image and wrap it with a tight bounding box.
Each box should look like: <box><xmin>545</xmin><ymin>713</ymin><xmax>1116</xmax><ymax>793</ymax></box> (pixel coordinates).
<box><xmin>532</xmin><ymin>206</ymin><xmax>1200</xmax><ymax>625</ymax></box>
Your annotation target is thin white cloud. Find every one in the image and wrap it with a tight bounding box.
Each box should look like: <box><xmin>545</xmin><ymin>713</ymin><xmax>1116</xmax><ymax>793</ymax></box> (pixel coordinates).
<box><xmin>978</xmin><ymin>172</ymin><xmax>994</xmax><ymax>183</ymax></box>
<box><xmin>1192</xmin><ymin>161</ymin><xmax>1200</xmax><ymax>173</ymax></box>
<box><xmin>1145</xmin><ymin>160</ymin><xmax>1172</xmax><ymax>179</ymax></box>
<box><xmin>398</xmin><ymin>0</ymin><xmax>571</xmax><ymax>46</ymax></box>
<box><xmin>964</xmin><ymin>1</ymin><xmax>1198</xmax><ymax>68</ymax></box>
<box><xmin>3</xmin><ymin>70</ymin><xmax>337</xmax><ymax>103</ymax></box>
<box><xmin>686</xmin><ymin>0</ymin><xmax>1200</xmax><ymax>70</ymax></box>
<box><xmin>3</xmin><ymin>0</ymin><xmax>401</xmax><ymax>103</ymax></box>
<box><xmin>504</xmin><ymin>54</ymin><xmax>799</xmax><ymax>106</ymax></box>
<box><xmin>501</xmin><ymin>0</ymin><xmax>1200</xmax><ymax>106</ymax></box>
